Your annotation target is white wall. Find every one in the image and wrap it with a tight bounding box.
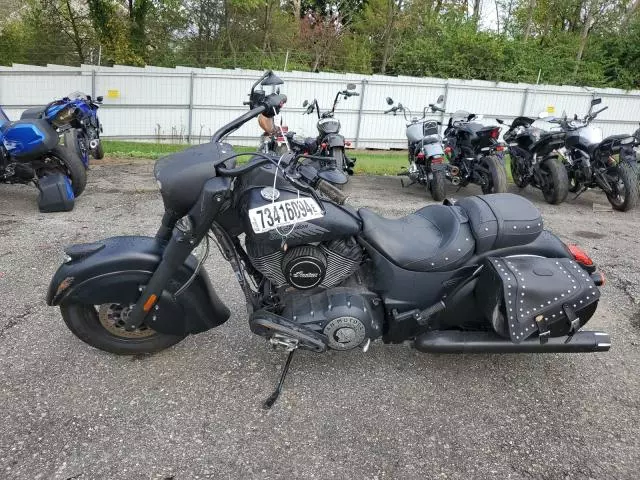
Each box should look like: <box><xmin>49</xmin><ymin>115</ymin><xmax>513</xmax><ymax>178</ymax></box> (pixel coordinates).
<box><xmin>1</xmin><ymin>64</ymin><xmax>639</xmax><ymax>149</ymax></box>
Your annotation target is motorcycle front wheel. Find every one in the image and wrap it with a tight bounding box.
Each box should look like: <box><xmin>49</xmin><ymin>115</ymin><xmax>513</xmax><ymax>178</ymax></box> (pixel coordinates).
<box><xmin>540</xmin><ymin>157</ymin><xmax>569</xmax><ymax>205</ymax></box>
<box><xmin>509</xmin><ymin>154</ymin><xmax>528</xmax><ymax>188</ymax></box>
<box><xmin>479</xmin><ymin>155</ymin><xmax>508</xmax><ymax>194</ymax></box>
<box><xmin>60</xmin><ymin>302</ymin><xmax>186</xmax><ymax>355</ymax></box>
<box><xmin>606</xmin><ymin>163</ymin><xmax>639</xmax><ymax>212</ymax></box>
<box><xmin>93</xmin><ymin>141</ymin><xmax>105</xmax><ymax>160</ymax></box>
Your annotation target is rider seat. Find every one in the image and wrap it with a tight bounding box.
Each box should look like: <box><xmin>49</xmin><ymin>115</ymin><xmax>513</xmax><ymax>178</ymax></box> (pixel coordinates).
<box><xmin>359</xmin><ymin>194</ymin><xmax>543</xmax><ymax>272</ymax></box>
<box><xmin>21</xmin><ymin>106</ymin><xmax>46</xmax><ymax>120</ymax></box>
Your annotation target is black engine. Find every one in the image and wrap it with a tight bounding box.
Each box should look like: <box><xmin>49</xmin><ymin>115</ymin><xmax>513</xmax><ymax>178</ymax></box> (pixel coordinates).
<box><xmin>246</xmin><ymin>237</ymin><xmax>362</xmax><ymax>291</ymax></box>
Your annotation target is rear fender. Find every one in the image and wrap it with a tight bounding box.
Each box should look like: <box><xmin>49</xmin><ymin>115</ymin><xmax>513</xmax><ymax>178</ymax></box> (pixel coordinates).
<box><xmin>47</xmin><ymin>236</ymin><xmax>230</xmax><ymax>336</ymax></box>
<box><xmin>324</xmin><ymin>134</ymin><xmax>345</xmax><ymax>148</ymax></box>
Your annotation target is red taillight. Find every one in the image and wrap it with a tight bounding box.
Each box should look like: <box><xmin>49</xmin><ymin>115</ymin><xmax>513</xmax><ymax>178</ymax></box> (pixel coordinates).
<box><xmin>567</xmin><ymin>244</ymin><xmax>594</xmax><ymax>267</ymax></box>
<box><xmin>431</xmin><ymin>156</ymin><xmax>444</xmax><ymax>164</ymax></box>
<box><xmin>495</xmin><ymin>145</ymin><xmax>505</xmax><ymax>152</ymax></box>
<box><xmin>490</xmin><ymin>128</ymin><xmax>500</xmax><ymax>139</ymax></box>
<box><xmin>444</xmin><ymin>146</ymin><xmax>452</xmax><ymax>155</ymax></box>
<box><xmin>416</xmin><ymin>152</ymin><xmax>426</xmax><ymax>160</ymax></box>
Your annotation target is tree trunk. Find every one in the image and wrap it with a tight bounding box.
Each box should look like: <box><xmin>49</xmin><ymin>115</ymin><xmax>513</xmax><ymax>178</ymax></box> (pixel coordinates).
<box><xmin>622</xmin><ymin>0</ymin><xmax>639</xmax><ymax>26</ymax></box>
<box><xmin>380</xmin><ymin>0</ymin><xmax>399</xmax><ymax>73</ymax></box>
<box><xmin>523</xmin><ymin>0</ymin><xmax>537</xmax><ymax>40</ymax></box>
<box><xmin>472</xmin><ymin>0</ymin><xmax>481</xmax><ymax>25</ymax></box>
<box><xmin>573</xmin><ymin>1</ymin><xmax>595</xmax><ymax>78</ymax></box>
<box><xmin>292</xmin><ymin>0</ymin><xmax>301</xmax><ymax>19</ymax></box>
<box><xmin>65</xmin><ymin>0</ymin><xmax>85</xmax><ymax>63</ymax></box>
<box><xmin>222</xmin><ymin>0</ymin><xmax>237</xmax><ymax>67</ymax></box>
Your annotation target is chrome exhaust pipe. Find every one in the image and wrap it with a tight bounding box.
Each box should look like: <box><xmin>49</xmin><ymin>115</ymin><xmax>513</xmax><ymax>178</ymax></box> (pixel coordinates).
<box><xmin>451</xmin><ymin>176</ymin><xmax>461</xmax><ymax>186</ymax></box>
<box><xmin>89</xmin><ymin>139</ymin><xmax>100</xmax><ymax>150</ymax></box>
<box><xmin>449</xmin><ymin>165</ymin><xmax>460</xmax><ymax>176</ymax></box>
<box><xmin>414</xmin><ymin>330</ymin><xmax>610</xmax><ymax>354</ymax></box>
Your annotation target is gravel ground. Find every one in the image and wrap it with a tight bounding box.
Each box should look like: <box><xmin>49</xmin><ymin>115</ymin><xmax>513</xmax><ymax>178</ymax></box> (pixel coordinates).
<box><xmin>1</xmin><ymin>160</ymin><xmax>639</xmax><ymax>480</ymax></box>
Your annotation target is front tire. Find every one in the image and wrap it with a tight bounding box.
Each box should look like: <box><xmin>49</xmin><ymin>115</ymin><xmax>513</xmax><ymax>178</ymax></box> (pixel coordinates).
<box><xmin>430</xmin><ymin>169</ymin><xmax>446</xmax><ymax>201</ymax></box>
<box><xmin>606</xmin><ymin>163</ymin><xmax>639</xmax><ymax>212</ymax></box>
<box><xmin>93</xmin><ymin>141</ymin><xmax>105</xmax><ymax>160</ymax></box>
<box><xmin>60</xmin><ymin>302</ymin><xmax>186</xmax><ymax>355</ymax></box>
<box><xmin>480</xmin><ymin>155</ymin><xmax>508</xmax><ymax>194</ymax></box>
<box><xmin>540</xmin><ymin>157</ymin><xmax>569</xmax><ymax>205</ymax></box>
<box><xmin>64</xmin><ymin>129</ymin><xmax>89</xmax><ymax>168</ymax></box>
<box><xmin>510</xmin><ymin>153</ymin><xmax>529</xmax><ymax>188</ymax></box>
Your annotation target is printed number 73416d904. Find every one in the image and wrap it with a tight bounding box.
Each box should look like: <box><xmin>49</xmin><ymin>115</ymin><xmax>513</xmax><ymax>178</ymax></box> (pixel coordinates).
<box><xmin>248</xmin><ymin>197</ymin><xmax>324</xmax><ymax>234</ymax></box>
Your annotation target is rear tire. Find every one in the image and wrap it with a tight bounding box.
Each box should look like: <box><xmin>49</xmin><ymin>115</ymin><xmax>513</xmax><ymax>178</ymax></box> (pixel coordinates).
<box><xmin>42</xmin><ymin>146</ymin><xmax>87</xmax><ymax>196</ymax></box>
<box><xmin>480</xmin><ymin>155</ymin><xmax>508</xmax><ymax>194</ymax></box>
<box><xmin>510</xmin><ymin>153</ymin><xmax>528</xmax><ymax>188</ymax></box>
<box><xmin>540</xmin><ymin>157</ymin><xmax>569</xmax><ymax>205</ymax></box>
<box><xmin>64</xmin><ymin>129</ymin><xmax>89</xmax><ymax>168</ymax></box>
<box><xmin>430</xmin><ymin>169</ymin><xmax>446</xmax><ymax>201</ymax></box>
<box><xmin>60</xmin><ymin>303</ymin><xmax>186</xmax><ymax>355</ymax></box>
<box><xmin>606</xmin><ymin>163</ymin><xmax>639</xmax><ymax>212</ymax></box>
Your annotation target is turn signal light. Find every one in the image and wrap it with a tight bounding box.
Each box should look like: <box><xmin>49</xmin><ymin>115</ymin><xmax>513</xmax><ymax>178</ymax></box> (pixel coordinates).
<box><xmin>490</xmin><ymin>128</ymin><xmax>500</xmax><ymax>139</ymax></box>
<box><xmin>444</xmin><ymin>146</ymin><xmax>452</xmax><ymax>155</ymax></box>
<box><xmin>321</xmin><ymin>142</ymin><xmax>328</xmax><ymax>150</ymax></box>
<box><xmin>495</xmin><ymin>145</ymin><xmax>505</xmax><ymax>151</ymax></box>
<box><xmin>567</xmin><ymin>244</ymin><xmax>594</xmax><ymax>266</ymax></box>
<box><xmin>416</xmin><ymin>152</ymin><xmax>426</xmax><ymax>159</ymax></box>
<box><xmin>590</xmin><ymin>272</ymin><xmax>605</xmax><ymax>286</ymax></box>
<box><xmin>345</xmin><ymin>141</ymin><xmax>352</xmax><ymax>147</ymax></box>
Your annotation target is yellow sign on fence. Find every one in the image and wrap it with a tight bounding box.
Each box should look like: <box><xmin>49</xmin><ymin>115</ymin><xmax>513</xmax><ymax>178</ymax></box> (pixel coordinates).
<box><xmin>107</xmin><ymin>89</ymin><xmax>120</xmax><ymax>99</ymax></box>
<box><xmin>546</xmin><ymin>105</ymin><xmax>555</xmax><ymax>114</ymax></box>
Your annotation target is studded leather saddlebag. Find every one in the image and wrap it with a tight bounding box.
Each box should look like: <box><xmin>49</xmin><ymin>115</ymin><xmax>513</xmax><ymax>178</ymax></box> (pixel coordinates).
<box><xmin>476</xmin><ymin>256</ymin><xmax>600</xmax><ymax>342</ymax></box>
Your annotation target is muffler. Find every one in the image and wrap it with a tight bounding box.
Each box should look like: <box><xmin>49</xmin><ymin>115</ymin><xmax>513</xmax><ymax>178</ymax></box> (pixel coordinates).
<box><xmin>414</xmin><ymin>330</ymin><xmax>610</xmax><ymax>354</ymax></box>
<box><xmin>89</xmin><ymin>139</ymin><xmax>100</xmax><ymax>150</ymax></box>
<box><xmin>449</xmin><ymin>165</ymin><xmax>460</xmax><ymax>176</ymax></box>
<box><xmin>451</xmin><ymin>176</ymin><xmax>461</xmax><ymax>186</ymax></box>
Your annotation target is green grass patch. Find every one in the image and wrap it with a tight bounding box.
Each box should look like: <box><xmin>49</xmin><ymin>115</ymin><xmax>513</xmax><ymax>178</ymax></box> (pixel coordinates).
<box><xmin>103</xmin><ymin>140</ymin><xmax>513</xmax><ymax>180</ymax></box>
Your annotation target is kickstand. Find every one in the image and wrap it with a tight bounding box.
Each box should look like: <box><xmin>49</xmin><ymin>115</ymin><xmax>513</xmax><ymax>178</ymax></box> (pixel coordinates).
<box><xmin>263</xmin><ymin>349</ymin><xmax>296</xmax><ymax>410</ymax></box>
<box><xmin>572</xmin><ymin>186</ymin><xmax>588</xmax><ymax>200</ymax></box>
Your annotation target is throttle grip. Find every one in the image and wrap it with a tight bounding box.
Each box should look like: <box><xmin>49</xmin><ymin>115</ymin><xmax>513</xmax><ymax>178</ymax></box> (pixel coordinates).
<box><xmin>317</xmin><ymin>179</ymin><xmax>348</xmax><ymax>205</ymax></box>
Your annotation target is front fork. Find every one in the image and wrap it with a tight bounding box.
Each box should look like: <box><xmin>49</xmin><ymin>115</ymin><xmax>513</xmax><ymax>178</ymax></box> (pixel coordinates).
<box><xmin>124</xmin><ymin>177</ymin><xmax>231</xmax><ymax>330</ymax></box>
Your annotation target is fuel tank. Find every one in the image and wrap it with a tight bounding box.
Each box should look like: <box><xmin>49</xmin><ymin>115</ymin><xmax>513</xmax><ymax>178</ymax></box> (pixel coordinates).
<box><xmin>238</xmin><ymin>186</ymin><xmax>361</xmax><ymax>250</ymax></box>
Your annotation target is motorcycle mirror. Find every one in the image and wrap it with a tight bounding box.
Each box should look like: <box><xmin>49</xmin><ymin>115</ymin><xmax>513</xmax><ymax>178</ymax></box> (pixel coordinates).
<box><xmin>591</xmin><ymin>98</ymin><xmax>602</xmax><ymax>106</ymax></box>
<box><xmin>302</xmin><ymin>100</ymin><xmax>309</xmax><ymax>107</ymax></box>
<box><xmin>261</xmin><ymin>71</ymin><xmax>284</xmax><ymax>86</ymax></box>
<box><xmin>347</xmin><ymin>83</ymin><xmax>356</xmax><ymax>91</ymax></box>
<box><xmin>496</xmin><ymin>119</ymin><xmax>504</xmax><ymax>124</ymax></box>
<box><xmin>436</xmin><ymin>95</ymin><xmax>444</xmax><ymax>104</ymax></box>
<box><xmin>96</xmin><ymin>96</ymin><xmax>103</xmax><ymax>102</ymax></box>
<box><xmin>574</xmin><ymin>113</ymin><xmax>578</xmax><ymax>120</ymax></box>
<box><xmin>386</xmin><ymin>97</ymin><xmax>394</xmax><ymax>106</ymax></box>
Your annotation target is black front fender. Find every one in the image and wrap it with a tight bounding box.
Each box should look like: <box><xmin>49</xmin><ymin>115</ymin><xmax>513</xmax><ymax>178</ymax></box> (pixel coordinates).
<box><xmin>47</xmin><ymin>236</ymin><xmax>230</xmax><ymax>336</ymax></box>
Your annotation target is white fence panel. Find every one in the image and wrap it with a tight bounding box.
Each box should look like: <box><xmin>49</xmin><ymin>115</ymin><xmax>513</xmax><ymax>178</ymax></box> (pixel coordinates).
<box><xmin>1</xmin><ymin>64</ymin><xmax>639</xmax><ymax>148</ymax></box>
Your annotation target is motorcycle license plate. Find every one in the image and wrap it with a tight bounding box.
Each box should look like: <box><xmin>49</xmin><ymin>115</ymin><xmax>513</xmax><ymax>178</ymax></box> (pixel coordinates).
<box><xmin>248</xmin><ymin>198</ymin><xmax>323</xmax><ymax>234</ymax></box>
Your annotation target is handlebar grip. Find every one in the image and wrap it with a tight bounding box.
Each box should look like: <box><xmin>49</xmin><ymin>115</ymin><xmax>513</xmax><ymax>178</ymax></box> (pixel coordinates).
<box><xmin>317</xmin><ymin>179</ymin><xmax>348</xmax><ymax>205</ymax></box>
<box><xmin>384</xmin><ymin>108</ymin><xmax>394</xmax><ymax>114</ymax></box>
<box><xmin>352</xmin><ymin>92</ymin><xmax>360</xmax><ymax>96</ymax></box>
<box><xmin>243</xmin><ymin>101</ymin><xmax>251</xmax><ymax>106</ymax></box>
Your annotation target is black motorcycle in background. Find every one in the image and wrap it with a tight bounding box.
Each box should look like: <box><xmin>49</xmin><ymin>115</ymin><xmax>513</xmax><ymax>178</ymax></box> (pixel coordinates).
<box><xmin>384</xmin><ymin>96</ymin><xmax>447</xmax><ymax>201</ymax></box>
<box><xmin>620</xmin><ymin>122</ymin><xmax>640</xmax><ymax>183</ymax></box>
<box><xmin>302</xmin><ymin>84</ymin><xmax>359</xmax><ymax>181</ymax></box>
<box><xmin>47</xmin><ymin>71</ymin><xmax>610</xmax><ymax>409</ymax></box>
<box><xmin>557</xmin><ymin>98</ymin><xmax>638</xmax><ymax>211</ymax></box>
<box><xmin>443</xmin><ymin>111</ymin><xmax>508</xmax><ymax>194</ymax></box>
<box><xmin>498</xmin><ymin>116</ymin><xmax>569</xmax><ymax>205</ymax></box>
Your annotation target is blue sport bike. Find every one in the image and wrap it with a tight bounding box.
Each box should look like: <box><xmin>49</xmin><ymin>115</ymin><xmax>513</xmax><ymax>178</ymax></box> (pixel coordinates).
<box><xmin>0</xmin><ymin>106</ymin><xmax>87</xmax><ymax>198</ymax></box>
<box><xmin>21</xmin><ymin>92</ymin><xmax>104</xmax><ymax>167</ymax></box>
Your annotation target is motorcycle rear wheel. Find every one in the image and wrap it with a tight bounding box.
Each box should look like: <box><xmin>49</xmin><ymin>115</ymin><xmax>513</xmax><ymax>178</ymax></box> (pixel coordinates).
<box><xmin>429</xmin><ymin>170</ymin><xmax>446</xmax><ymax>201</ymax></box>
<box><xmin>60</xmin><ymin>302</ymin><xmax>185</xmax><ymax>355</ymax></box>
<box><xmin>540</xmin><ymin>157</ymin><xmax>569</xmax><ymax>205</ymax></box>
<box><xmin>509</xmin><ymin>154</ymin><xmax>528</xmax><ymax>188</ymax></box>
<box><xmin>606</xmin><ymin>163</ymin><xmax>639</xmax><ymax>212</ymax></box>
<box><xmin>38</xmin><ymin>146</ymin><xmax>87</xmax><ymax>196</ymax></box>
<box><xmin>480</xmin><ymin>155</ymin><xmax>508</xmax><ymax>194</ymax></box>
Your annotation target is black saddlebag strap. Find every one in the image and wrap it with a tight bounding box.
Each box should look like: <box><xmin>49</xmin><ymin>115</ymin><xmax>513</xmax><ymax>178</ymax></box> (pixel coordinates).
<box><xmin>486</xmin><ymin>256</ymin><xmax>600</xmax><ymax>343</ymax></box>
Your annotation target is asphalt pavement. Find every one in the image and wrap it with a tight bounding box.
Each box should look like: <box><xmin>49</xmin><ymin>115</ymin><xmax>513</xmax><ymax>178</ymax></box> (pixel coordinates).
<box><xmin>1</xmin><ymin>161</ymin><xmax>639</xmax><ymax>479</ymax></box>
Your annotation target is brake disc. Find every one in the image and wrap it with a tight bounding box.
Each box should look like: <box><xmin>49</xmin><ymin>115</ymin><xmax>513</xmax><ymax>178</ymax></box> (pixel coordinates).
<box><xmin>98</xmin><ymin>303</ymin><xmax>156</xmax><ymax>338</ymax></box>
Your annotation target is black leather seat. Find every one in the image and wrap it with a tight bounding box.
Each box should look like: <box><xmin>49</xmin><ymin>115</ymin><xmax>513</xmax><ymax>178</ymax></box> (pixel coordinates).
<box><xmin>359</xmin><ymin>205</ymin><xmax>475</xmax><ymax>272</ymax></box>
<box><xmin>154</xmin><ymin>142</ymin><xmax>236</xmax><ymax>215</ymax></box>
<box><xmin>21</xmin><ymin>106</ymin><xmax>46</xmax><ymax>120</ymax></box>
<box><xmin>359</xmin><ymin>194</ymin><xmax>544</xmax><ymax>272</ymax></box>
<box><xmin>456</xmin><ymin>193</ymin><xmax>543</xmax><ymax>253</ymax></box>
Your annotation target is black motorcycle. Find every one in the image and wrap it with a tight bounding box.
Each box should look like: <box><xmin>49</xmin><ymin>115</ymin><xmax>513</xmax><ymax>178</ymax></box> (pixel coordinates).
<box><xmin>620</xmin><ymin>122</ymin><xmax>639</xmax><ymax>183</ymax></box>
<box><xmin>558</xmin><ymin>98</ymin><xmax>638</xmax><ymax>211</ymax></box>
<box><xmin>443</xmin><ymin>111</ymin><xmax>508</xmax><ymax>194</ymax></box>
<box><xmin>497</xmin><ymin>117</ymin><xmax>569</xmax><ymax>205</ymax></box>
<box><xmin>302</xmin><ymin>83</ymin><xmax>359</xmax><ymax>183</ymax></box>
<box><xmin>384</xmin><ymin>96</ymin><xmax>447</xmax><ymax>201</ymax></box>
<box><xmin>47</xmin><ymin>72</ymin><xmax>609</xmax><ymax>409</ymax></box>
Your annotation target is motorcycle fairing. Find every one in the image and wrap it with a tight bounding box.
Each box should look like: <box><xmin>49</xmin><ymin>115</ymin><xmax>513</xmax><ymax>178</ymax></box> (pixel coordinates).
<box><xmin>2</xmin><ymin>119</ymin><xmax>58</xmax><ymax>160</ymax></box>
<box><xmin>46</xmin><ymin>236</ymin><xmax>230</xmax><ymax>336</ymax></box>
